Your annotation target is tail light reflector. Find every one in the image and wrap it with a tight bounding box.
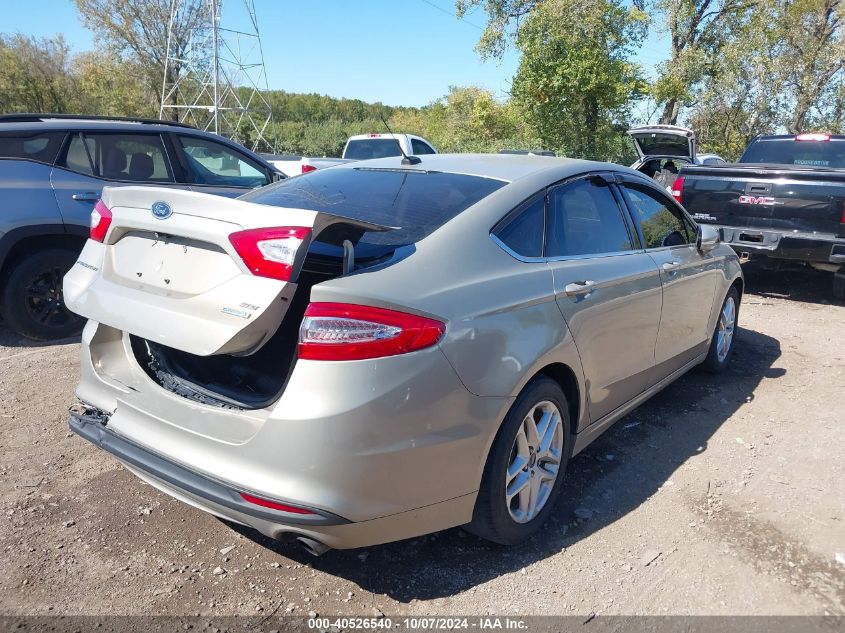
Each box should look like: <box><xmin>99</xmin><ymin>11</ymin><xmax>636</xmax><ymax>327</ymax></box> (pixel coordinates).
<box><xmin>90</xmin><ymin>200</ymin><xmax>113</xmax><ymax>243</ymax></box>
<box><xmin>301</xmin><ymin>163</ymin><xmax>317</xmax><ymax>174</ymax></box>
<box><xmin>671</xmin><ymin>176</ymin><xmax>684</xmax><ymax>204</ymax></box>
<box><xmin>299</xmin><ymin>302</ymin><xmax>445</xmax><ymax>361</ymax></box>
<box><xmin>796</xmin><ymin>133</ymin><xmax>831</xmax><ymax>141</ymax></box>
<box><xmin>229</xmin><ymin>226</ymin><xmax>311</xmax><ymax>281</ymax></box>
<box><xmin>239</xmin><ymin>492</ymin><xmax>315</xmax><ymax>515</ymax></box>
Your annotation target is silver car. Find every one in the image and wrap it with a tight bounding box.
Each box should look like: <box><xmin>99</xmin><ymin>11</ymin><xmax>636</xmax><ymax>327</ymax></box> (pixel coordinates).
<box><xmin>64</xmin><ymin>154</ymin><xmax>743</xmax><ymax>553</ymax></box>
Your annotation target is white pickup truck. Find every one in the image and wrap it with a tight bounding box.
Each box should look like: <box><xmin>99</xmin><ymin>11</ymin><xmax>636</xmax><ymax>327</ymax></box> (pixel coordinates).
<box><xmin>263</xmin><ymin>133</ymin><xmax>437</xmax><ymax>177</ymax></box>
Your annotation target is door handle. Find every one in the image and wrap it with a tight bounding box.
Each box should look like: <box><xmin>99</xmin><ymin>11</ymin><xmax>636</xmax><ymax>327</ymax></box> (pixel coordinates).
<box><xmin>662</xmin><ymin>261</ymin><xmax>682</xmax><ymax>271</ymax></box>
<box><xmin>72</xmin><ymin>192</ymin><xmax>100</xmax><ymax>202</ymax></box>
<box><xmin>564</xmin><ymin>280</ymin><xmax>597</xmax><ymax>296</ymax></box>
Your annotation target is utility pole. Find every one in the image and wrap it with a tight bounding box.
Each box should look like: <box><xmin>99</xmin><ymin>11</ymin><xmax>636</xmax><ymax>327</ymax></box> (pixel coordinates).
<box><xmin>160</xmin><ymin>0</ymin><xmax>274</xmax><ymax>152</ymax></box>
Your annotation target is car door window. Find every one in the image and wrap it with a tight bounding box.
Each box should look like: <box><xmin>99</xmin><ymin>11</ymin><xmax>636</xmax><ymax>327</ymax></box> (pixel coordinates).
<box><xmin>493</xmin><ymin>195</ymin><xmax>545</xmax><ymax>258</ymax></box>
<box><xmin>176</xmin><ymin>136</ymin><xmax>269</xmax><ymax>188</ymax></box>
<box><xmin>411</xmin><ymin>139</ymin><xmax>436</xmax><ymax>155</ymax></box>
<box><xmin>0</xmin><ymin>131</ymin><xmax>65</xmax><ymax>164</ymax></box>
<box><xmin>546</xmin><ymin>177</ymin><xmax>634</xmax><ymax>257</ymax></box>
<box><xmin>58</xmin><ymin>133</ymin><xmax>172</xmax><ymax>182</ymax></box>
<box><xmin>621</xmin><ymin>183</ymin><xmax>693</xmax><ymax>249</ymax></box>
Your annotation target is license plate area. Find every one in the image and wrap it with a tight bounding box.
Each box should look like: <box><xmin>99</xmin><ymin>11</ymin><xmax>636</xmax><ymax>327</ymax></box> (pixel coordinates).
<box><xmin>108</xmin><ymin>231</ymin><xmax>240</xmax><ymax>296</ymax></box>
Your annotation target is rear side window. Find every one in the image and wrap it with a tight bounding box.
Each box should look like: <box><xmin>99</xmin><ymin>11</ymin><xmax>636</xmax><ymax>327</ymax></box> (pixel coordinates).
<box><xmin>344</xmin><ymin>139</ymin><xmax>402</xmax><ymax>160</ymax></box>
<box><xmin>621</xmin><ymin>183</ymin><xmax>692</xmax><ymax>248</ymax></box>
<box><xmin>741</xmin><ymin>138</ymin><xmax>845</xmax><ymax>168</ymax></box>
<box><xmin>57</xmin><ymin>133</ymin><xmax>173</xmax><ymax>182</ymax></box>
<box><xmin>241</xmin><ymin>167</ymin><xmax>506</xmax><ymax>246</ymax></box>
<box><xmin>411</xmin><ymin>139</ymin><xmax>436</xmax><ymax>155</ymax></box>
<box><xmin>0</xmin><ymin>131</ymin><xmax>65</xmax><ymax>164</ymax></box>
<box><xmin>494</xmin><ymin>195</ymin><xmax>545</xmax><ymax>258</ymax></box>
<box><xmin>546</xmin><ymin>178</ymin><xmax>634</xmax><ymax>257</ymax></box>
<box><xmin>176</xmin><ymin>136</ymin><xmax>269</xmax><ymax>188</ymax></box>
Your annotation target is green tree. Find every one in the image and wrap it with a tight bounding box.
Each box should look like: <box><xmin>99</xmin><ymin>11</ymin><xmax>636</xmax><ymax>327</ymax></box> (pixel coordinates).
<box><xmin>456</xmin><ymin>0</ymin><xmax>542</xmax><ymax>59</ymax></box>
<box><xmin>652</xmin><ymin>0</ymin><xmax>754</xmax><ymax>126</ymax></box>
<box><xmin>390</xmin><ymin>86</ymin><xmax>537</xmax><ymax>153</ymax></box>
<box><xmin>0</xmin><ymin>34</ymin><xmax>77</xmax><ymax>113</ymax></box>
<box><xmin>74</xmin><ymin>51</ymin><xmax>154</xmax><ymax>116</ymax></box>
<box><xmin>75</xmin><ymin>0</ymin><xmax>208</xmax><ymax>113</ymax></box>
<box><xmin>684</xmin><ymin>0</ymin><xmax>845</xmax><ymax>156</ymax></box>
<box><xmin>509</xmin><ymin>0</ymin><xmax>648</xmax><ymax>159</ymax></box>
<box><xmin>774</xmin><ymin>0</ymin><xmax>845</xmax><ymax>132</ymax></box>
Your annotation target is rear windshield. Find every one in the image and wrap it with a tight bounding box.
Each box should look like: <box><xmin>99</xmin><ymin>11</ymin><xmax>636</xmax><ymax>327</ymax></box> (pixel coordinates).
<box><xmin>741</xmin><ymin>138</ymin><xmax>845</xmax><ymax>168</ymax></box>
<box><xmin>240</xmin><ymin>167</ymin><xmax>506</xmax><ymax>247</ymax></box>
<box><xmin>344</xmin><ymin>138</ymin><xmax>402</xmax><ymax>160</ymax></box>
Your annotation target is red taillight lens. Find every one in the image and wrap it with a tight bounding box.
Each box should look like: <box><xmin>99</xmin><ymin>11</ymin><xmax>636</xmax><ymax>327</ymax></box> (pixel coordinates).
<box><xmin>90</xmin><ymin>199</ymin><xmax>113</xmax><ymax>243</ymax></box>
<box><xmin>298</xmin><ymin>302</ymin><xmax>446</xmax><ymax>361</ymax></box>
<box><xmin>671</xmin><ymin>176</ymin><xmax>684</xmax><ymax>204</ymax></box>
<box><xmin>239</xmin><ymin>492</ymin><xmax>315</xmax><ymax>515</ymax></box>
<box><xmin>796</xmin><ymin>133</ymin><xmax>831</xmax><ymax>141</ymax></box>
<box><xmin>301</xmin><ymin>163</ymin><xmax>317</xmax><ymax>173</ymax></box>
<box><xmin>228</xmin><ymin>226</ymin><xmax>312</xmax><ymax>281</ymax></box>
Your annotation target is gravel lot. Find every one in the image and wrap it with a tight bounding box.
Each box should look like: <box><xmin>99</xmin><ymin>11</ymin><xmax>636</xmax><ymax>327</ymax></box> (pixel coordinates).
<box><xmin>1</xmin><ymin>264</ymin><xmax>843</xmax><ymax>617</ymax></box>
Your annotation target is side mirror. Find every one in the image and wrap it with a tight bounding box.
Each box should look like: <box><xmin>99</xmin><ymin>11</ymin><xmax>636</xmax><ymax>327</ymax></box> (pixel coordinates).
<box><xmin>697</xmin><ymin>224</ymin><xmax>720</xmax><ymax>253</ymax></box>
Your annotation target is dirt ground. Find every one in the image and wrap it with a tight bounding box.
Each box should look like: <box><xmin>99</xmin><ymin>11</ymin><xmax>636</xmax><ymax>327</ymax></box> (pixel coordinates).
<box><xmin>1</xmin><ymin>263</ymin><xmax>843</xmax><ymax>618</ymax></box>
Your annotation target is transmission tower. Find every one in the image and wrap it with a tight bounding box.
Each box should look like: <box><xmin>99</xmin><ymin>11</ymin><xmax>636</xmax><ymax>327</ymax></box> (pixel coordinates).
<box><xmin>160</xmin><ymin>0</ymin><xmax>275</xmax><ymax>152</ymax></box>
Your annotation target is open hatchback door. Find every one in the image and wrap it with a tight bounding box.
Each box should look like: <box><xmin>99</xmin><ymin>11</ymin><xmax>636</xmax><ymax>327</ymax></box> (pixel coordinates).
<box><xmin>627</xmin><ymin>125</ymin><xmax>696</xmax><ymax>161</ymax></box>
<box><xmin>64</xmin><ymin>186</ymin><xmax>390</xmax><ymax>356</ymax></box>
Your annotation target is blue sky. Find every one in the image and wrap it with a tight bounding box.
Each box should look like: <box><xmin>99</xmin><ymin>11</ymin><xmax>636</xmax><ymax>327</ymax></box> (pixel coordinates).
<box><xmin>5</xmin><ymin>0</ymin><xmax>669</xmax><ymax>108</ymax></box>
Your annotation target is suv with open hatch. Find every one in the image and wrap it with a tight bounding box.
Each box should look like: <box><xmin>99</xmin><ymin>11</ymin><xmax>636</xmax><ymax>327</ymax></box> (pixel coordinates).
<box><xmin>65</xmin><ymin>154</ymin><xmax>742</xmax><ymax>554</ymax></box>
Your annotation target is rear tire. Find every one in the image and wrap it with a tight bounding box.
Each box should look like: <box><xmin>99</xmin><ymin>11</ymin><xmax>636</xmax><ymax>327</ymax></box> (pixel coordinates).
<box><xmin>468</xmin><ymin>377</ymin><xmax>571</xmax><ymax>545</ymax></box>
<box><xmin>1</xmin><ymin>248</ymin><xmax>85</xmax><ymax>340</ymax></box>
<box><xmin>700</xmin><ymin>287</ymin><xmax>740</xmax><ymax>374</ymax></box>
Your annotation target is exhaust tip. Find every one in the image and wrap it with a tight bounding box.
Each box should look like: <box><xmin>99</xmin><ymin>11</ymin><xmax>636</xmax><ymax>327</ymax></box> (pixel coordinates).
<box><xmin>296</xmin><ymin>536</ymin><xmax>331</xmax><ymax>557</ymax></box>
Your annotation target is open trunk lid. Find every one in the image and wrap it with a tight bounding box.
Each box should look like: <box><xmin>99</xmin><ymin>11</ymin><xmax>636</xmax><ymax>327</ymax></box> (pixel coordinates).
<box><xmin>64</xmin><ymin>186</ymin><xmax>391</xmax><ymax>356</ymax></box>
<box><xmin>628</xmin><ymin>125</ymin><xmax>696</xmax><ymax>160</ymax></box>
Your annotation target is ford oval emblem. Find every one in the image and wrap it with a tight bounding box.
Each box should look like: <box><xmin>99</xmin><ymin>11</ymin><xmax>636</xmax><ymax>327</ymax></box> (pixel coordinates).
<box><xmin>151</xmin><ymin>201</ymin><xmax>172</xmax><ymax>220</ymax></box>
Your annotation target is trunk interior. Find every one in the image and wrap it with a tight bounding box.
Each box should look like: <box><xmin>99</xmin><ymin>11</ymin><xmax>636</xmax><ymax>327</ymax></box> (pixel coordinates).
<box><xmin>130</xmin><ymin>267</ymin><xmax>335</xmax><ymax>411</ymax></box>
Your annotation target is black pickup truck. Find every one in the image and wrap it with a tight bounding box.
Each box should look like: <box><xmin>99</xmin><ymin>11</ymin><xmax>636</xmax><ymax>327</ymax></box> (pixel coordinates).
<box><xmin>675</xmin><ymin>133</ymin><xmax>845</xmax><ymax>298</ymax></box>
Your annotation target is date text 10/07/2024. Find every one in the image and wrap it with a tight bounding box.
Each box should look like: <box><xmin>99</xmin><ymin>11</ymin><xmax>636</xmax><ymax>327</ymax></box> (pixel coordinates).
<box><xmin>307</xmin><ymin>617</ymin><xmax>528</xmax><ymax>630</ymax></box>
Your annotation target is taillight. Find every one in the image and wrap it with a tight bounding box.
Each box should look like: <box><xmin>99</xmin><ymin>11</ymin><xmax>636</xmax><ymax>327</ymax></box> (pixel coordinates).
<box><xmin>239</xmin><ymin>492</ymin><xmax>315</xmax><ymax>515</ymax></box>
<box><xmin>671</xmin><ymin>176</ymin><xmax>684</xmax><ymax>204</ymax></box>
<box><xmin>89</xmin><ymin>199</ymin><xmax>113</xmax><ymax>243</ymax></box>
<box><xmin>228</xmin><ymin>226</ymin><xmax>311</xmax><ymax>281</ymax></box>
<box><xmin>301</xmin><ymin>163</ymin><xmax>317</xmax><ymax>174</ymax></box>
<box><xmin>796</xmin><ymin>133</ymin><xmax>830</xmax><ymax>141</ymax></box>
<box><xmin>298</xmin><ymin>302</ymin><xmax>445</xmax><ymax>361</ymax></box>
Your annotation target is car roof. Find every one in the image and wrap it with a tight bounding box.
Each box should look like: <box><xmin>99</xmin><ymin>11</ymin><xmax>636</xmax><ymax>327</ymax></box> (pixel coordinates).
<box><xmin>0</xmin><ymin>117</ymin><xmax>206</xmax><ymax>136</ymax></box>
<box><xmin>336</xmin><ymin>153</ymin><xmax>637</xmax><ymax>183</ymax></box>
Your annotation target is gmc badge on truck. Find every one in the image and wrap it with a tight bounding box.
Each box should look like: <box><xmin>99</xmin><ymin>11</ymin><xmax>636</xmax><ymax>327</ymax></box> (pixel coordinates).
<box><xmin>738</xmin><ymin>195</ymin><xmax>777</xmax><ymax>205</ymax></box>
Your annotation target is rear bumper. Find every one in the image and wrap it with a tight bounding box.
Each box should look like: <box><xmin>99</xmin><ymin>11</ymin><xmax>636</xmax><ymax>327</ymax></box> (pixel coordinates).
<box><xmin>71</xmin><ymin>321</ymin><xmax>511</xmax><ymax>548</ymax></box>
<box><xmin>69</xmin><ymin>408</ymin><xmax>347</xmax><ymax>527</ymax></box>
<box><xmin>70</xmin><ymin>407</ymin><xmax>477</xmax><ymax>549</ymax></box>
<box><xmin>717</xmin><ymin>225</ymin><xmax>845</xmax><ymax>266</ymax></box>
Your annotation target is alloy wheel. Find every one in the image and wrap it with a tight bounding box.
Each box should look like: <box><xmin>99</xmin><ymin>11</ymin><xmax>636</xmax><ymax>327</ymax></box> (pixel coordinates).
<box><xmin>716</xmin><ymin>295</ymin><xmax>737</xmax><ymax>363</ymax></box>
<box><xmin>505</xmin><ymin>400</ymin><xmax>564</xmax><ymax>523</ymax></box>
